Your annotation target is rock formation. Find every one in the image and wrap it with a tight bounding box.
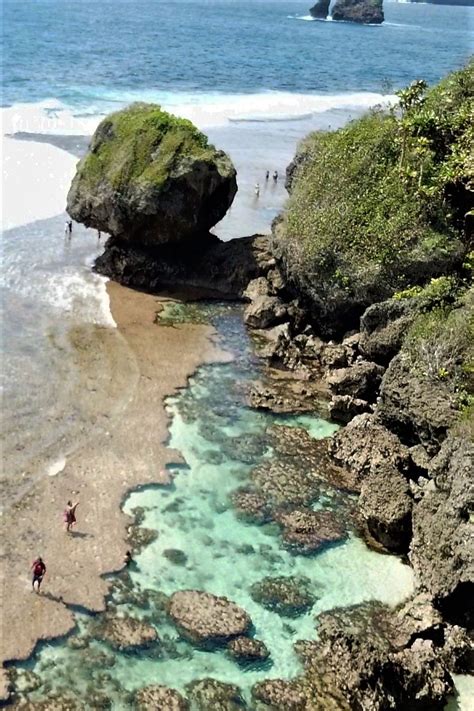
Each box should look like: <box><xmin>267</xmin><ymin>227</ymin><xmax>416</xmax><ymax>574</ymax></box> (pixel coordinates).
<box><xmin>309</xmin><ymin>0</ymin><xmax>331</xmax><ymax>19</ymax></box>
<box><xmin>67</xmin><ymin>103</ymin><xmax>237</xmax><ymax>247</ymax></box>
<box><xmin>331</xmin><ymin>0</ymin><xmax>384</xmax><ymax>24</ymax></box>
<box><xmin>227</xmin><ymin>636</ymin><xmax>270</xmax><ymax>663</ymax></box>
<box><xmin>250</xmin><ymin>576</ymin><xmax>316</xmax><ymax>617</ymax></box>
<box><xmin>92</xmin><ymin>613</ymin><xmax>158</xmax><ymax>652</ymax></box>
<box><xmin>168</xmin><ymin>591</ymin><xmax>251</xmax><ymax>646</ymax></box>
<box><xmin>134</xmin><ymin>685</ymin><xmax>189</xmax><ymax>710</ymax></box>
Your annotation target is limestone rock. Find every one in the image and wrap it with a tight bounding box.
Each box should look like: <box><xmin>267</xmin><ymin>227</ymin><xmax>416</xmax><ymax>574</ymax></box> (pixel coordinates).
<box><xmin>134</xmin><ymin>685</ymin><xmax>189</xmax><ymax>710</ymax></box>
<box><xmin>168</xmin><ymin>591</ymin><xmax>251</xmax><ymax>645</ymax></box>
<box><xmin>360</xmin><ymin>299</ymin><xmax>417</xmax><ymax>364</ymax></box>
<box><xmin>275</xmin><ymin>508</ymin><xmax>347</xmax><ymax>555</ymax></box>
<box><xmin>67</xmin><ymin>103</ymin><xmax>236</xmax><ymax>246</ymax></box>
<box><xmin>332</xmin><ymin>0</ymin><xmax>384</xmax><ymax>24</ymax></box>
<box><xmin>231</xmin><ymin>488</ymin><xmax>272</xmax><ymax>524</ymax></box>
<box><xmin>251</xmin><ymin>678</ymin><xmax>307</xmax><ymax>709</ymax></box>
<box><xmin>244</xmin><ymin>295</ymin><xmax>287</xmax><ymax>329</ymax></box>
<box><xmin>250</xmin><ymin>576</ymin><xmax>316</xmax><ymax>617</ymax></box>
<box><xmin>326</xmin><ymin>360</ymin><xmax>384</xmax><ymax>401</ymax></box>
<box><xmin>328</xmin><ymin>394</ymin><xmax>371</xmax><ymax>424</ymax></box>
<box><xmin>227</xmin><ymin>636</ymin><xmax>270</xmax><ymax>662</ymax></box>
<box><xmin>378</xmin><ymin>355</ymin><xmax>458</xmax><ymax>454</ymax></box>
<box><xmin>359</xmin><ymin>463</ymin><xmax>413</xmax><ymax>553</ymax></box>
<box><xmin>410</xmin><ymin>436</ymin><xmax>474</xmax><ymax>628</ymax></box>
<box><xmin>186</xmin><ymin>678</ymin><xmax>246</xmax><ymax>710</ymax></box>
<box><xmin>93</xmin><ymin>613</ymin><xmax>158</xmax><ymax>652</ymax></box>
<box><xmin>329</xmin><ymin>413</ymin><xmax>411</xmax><ymax>484</ymax></box>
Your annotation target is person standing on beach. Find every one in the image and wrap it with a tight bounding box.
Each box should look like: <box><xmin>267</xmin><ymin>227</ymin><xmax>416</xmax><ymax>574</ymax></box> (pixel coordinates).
<box><xmin>273</xmin><ymin>170</ymin><xmax>278</xmax><ymax>182</ymax></box>
<box><xmin>64</xmin><ymin>500</ymin><xmax>79</xmax><ymax>533</ymax></box>
<box><xmin>31</xmin><ymin>557</ymin><xmax>46</xmax><ymax>593</ymax></box>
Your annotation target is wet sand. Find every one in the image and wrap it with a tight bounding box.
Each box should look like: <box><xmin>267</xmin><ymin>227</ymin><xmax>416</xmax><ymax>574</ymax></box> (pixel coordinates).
<box><xmin>0</xmin><ymin>282</ymin><xmax>229</xmax><ymax>700</ymax></box>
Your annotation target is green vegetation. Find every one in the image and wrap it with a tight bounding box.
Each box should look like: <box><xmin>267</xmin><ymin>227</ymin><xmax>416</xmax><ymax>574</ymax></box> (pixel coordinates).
<box><xmin>78</xmin><ymin>103</ymin><xmax>220</xmax><ymax>190</ymax></box>
<box><xmin>279</xmin><ymin>61</ymin><xmax>473</xmax><ymax>329</ymax></box>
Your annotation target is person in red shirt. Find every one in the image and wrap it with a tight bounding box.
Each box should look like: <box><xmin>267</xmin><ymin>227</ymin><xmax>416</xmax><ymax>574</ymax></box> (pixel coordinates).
<box><xmin>31</xmin><ymin>557</ymin><xmax>46</xmax><ymax>593</ymax></box>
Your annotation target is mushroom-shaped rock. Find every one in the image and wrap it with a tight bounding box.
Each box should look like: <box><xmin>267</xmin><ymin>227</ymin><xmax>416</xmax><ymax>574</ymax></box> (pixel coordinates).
<box><xmin>134</xmin><ymin>685</ymin><xmax>189</xmax><ymax>710</ymax></box>
<box><xmin>227</xmin><ymin>636</ymin><xmax>270</xmax><ymax>663</ymax></box>
<box><xmin>93</xmin><ymin>613</ymin><xmax>158</xmax><ymax>652</ymax></box>
<box><xmin>168</xmin><ymin>591</ymin><xmax>251</xmax><ymax>646</ymax></box>
<box><xmin>67</xmin><ymin>103</ymin><xmax>237</xmax><ymax>247</ymax></box>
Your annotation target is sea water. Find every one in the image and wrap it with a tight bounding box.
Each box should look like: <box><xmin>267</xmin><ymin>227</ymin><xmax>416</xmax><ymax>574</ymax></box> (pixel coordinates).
<box><xmin>12</xmin><ymin>304</ymin><xmax>415</xmax><ymax>706</ymax></box>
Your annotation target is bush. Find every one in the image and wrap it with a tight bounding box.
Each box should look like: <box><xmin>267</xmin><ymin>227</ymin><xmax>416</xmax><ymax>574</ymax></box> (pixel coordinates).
<box><xmin>277</xmin><ymin>61</ymin><xmax>473</xmax><ymax>334</ymax></box>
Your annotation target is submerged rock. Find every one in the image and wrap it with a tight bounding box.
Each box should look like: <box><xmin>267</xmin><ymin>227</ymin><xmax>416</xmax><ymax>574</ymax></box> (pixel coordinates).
<box><xmin>250</xmin><ymin>576</ymin><xmax>316</xmax><ymax>617</ymax></box>
<box><xmin>275</xmin><ymin>508</ymin><xmax>347</xmax><ymax>555</ymax></box>
<box><xmin>227</xmin><ymin>636</ymin><xmax>270</xmax><ymax>663</ymax></box>
<box><xmin>186</xmin><ymin>678</ymin><xmax>247</xmax><ymax>710</ymax></box>
<box><xmin>251</xmin><ymin>460</ymin><xmax>320</xmax><ymax>508</ymax></box>
<box><xmin>163</xmin><ymin>548</ymin><xmax>188</xmax><ymax>566</ymax></box>
<box><xmin>67</xmin><ymin>103</ymin><xmax>236</xmax><ymax>247</ymax></box>
<box><xmin>231</xmin><ymin>488</ymin><xmax>272</xmax><ymax>524</ymax></box>
<box><xmin>168</xmin><ymin>591</ymin><xmax>251</xmax><ymax>646</ymax></box>
<box><xmin>251</xmin><ymin>679</ymin><xmax>308</xmax><ymax>709</ymax></box>
<box><xmin>92</xmin><ymin>613</ymin><xmax>158</xmax><ymax>652</ymax></box>
<box><xmin>331</xmin><ymin>0</ymin><xmax>384</xmax><ymax>24</ymax></box>
<box><xmin>134</xmin><ymin>685</ymin><xmax>189</xmax><ymax>710</ymax></box>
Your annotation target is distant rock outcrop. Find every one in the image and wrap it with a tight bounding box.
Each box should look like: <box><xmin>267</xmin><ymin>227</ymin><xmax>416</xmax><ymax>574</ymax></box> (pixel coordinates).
<box><xmin>331</xmin><ymin>0</ymin><xmax>384</xmax><ymax>23</ymax></box>
<box><xmin>309</xmin><ymin>0</ymin><xmax>331</xmax><ymax>18</ymax></box>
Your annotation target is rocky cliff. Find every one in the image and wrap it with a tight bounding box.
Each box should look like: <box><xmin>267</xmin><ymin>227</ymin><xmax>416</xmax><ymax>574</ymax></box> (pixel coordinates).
<box><xmin>331</xmin><ymin>0</ymin><xmax>384</xmax><ymax>23</ymax></box>
<box><xmin>309</xmin><ymin>0</ymin><xmax>331</xmax><ymax>18</ymax></box>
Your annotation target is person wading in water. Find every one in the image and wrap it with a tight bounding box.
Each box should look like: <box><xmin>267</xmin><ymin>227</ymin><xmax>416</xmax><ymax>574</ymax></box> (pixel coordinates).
<box><xmin>64</xmin><ymin>500</ymin><xmax>79</xmax><ymax>533</ymax></box>
<box><xmin>31</xmin><ymin>557</ymin><xmax>46</xmax><ymax>593</ymax></box>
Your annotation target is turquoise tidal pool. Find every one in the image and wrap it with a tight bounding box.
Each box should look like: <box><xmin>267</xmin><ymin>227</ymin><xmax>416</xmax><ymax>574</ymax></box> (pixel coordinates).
<box><xmin>12</xmin><ymin>303</ymin><xmax>414</xmax><ymax>707</ymax></box>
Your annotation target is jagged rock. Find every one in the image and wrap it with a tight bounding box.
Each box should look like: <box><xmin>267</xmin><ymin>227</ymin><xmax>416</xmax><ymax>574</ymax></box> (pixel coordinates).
<box><xmin>378</xmin><ymin>355</ymin><xmax>458</xmax><ymax>453</ymax></box>
<box><xmin>248</xmin><ymin>378</ymin><xmax>323</xmax><ymax>414</ymax></box>
<box><xmin>244</xmin><ymin>295</ymin><xmax>287</xmax><ymax>329</ymax></box>
<box><xmin>331</xmin><ymin>0</ymin><xmax>384</xmax><ymax>24</ymax></box>
<box><xmin>186</xmin><ymin>679</ymin><xmax>246</xmax><ymax>710</ymax></box>
<box><xmin>168</xmin><ymin>591</ymin><xmax>251</xmax><ymax>646</ymax></box>
<box><xmin>309</xmin><ymin>0</ymin><xmax>331</xmax><ymax>19</ymax></box>
<box><xmin>67</xmin><ymin>103</ymin><xmax>236</xmax><ymax>246</ymax></box>
<box><xmin>250</xmin><ymin>576</ymin><xmax>316</xmax><ymax>617</ymax></box>
<box><xmin>328</xmin><ymin>394</ymin><xmax>371</xmax><ymax>424</ymax></box>
<box><xmin>231</xmin><ymin>488</ymin><xmax>272</xmax><ymax>524</ymax></box>
<box><xmin>327</xmin><ymin>361</ymin><xmax>384</xmax><ymax>401</ymax></box>
<box><xmin>255</xmin><ymin>322</ymin><xmax>292</xmax><ymax>361</ymax></box>
<box><xmin>9</xmin><ymin>695</ymin><xmax>83</xmax><ymax>710</ymax></box>
<box><xmin>359</xmin><ymin>463</ymin><xmax>413</xmax><ymax>552</ymax></box>
<box><xmin>227</xmin><ymin>636</ymin><xmax>270</xmax><ymax>662</ymax></box>
<box><xmin>134</xmin><ymin>685</ymin><xmax>189</xmax><ymax>710</ymax></box>
<box><xmin>251</xmin><ymin>460</ymin><xmax>320</xmax><ymax>507</ymax></box>
<box><xmin>297</xmin><ymin>602</ymin><xmax>454</xmax><ymax>710</ymax></box>
<box><xmin>252</xmin><ymin>678</ymin><xmax>307</xmax><ymax>709</ymax></box>
<box><xmin>329</xmin><ymin>413</ymin><xmax>411</xmax><ymax>484</ymax></box>
<box><xmin>410</xmin><ymin>436</ymin><xmax>474</xmax><ymax>628</ymax></box>
<box><xmin>360</xmin><ymin>299</ymin><xmax>417</xmax><ymax>364</ymax></box>
<box><xmin>95</xmin><ymin>233</ymin><xmax>273</xmax><ymax>298</ymax></box>
<box><xmin>275</xmin><ymin>508</ymin><xmax>347</xmax><ymax>554</ymax></box>
<box><xmin>93</xmin><ymin>613</ymin><xmax>158</xmax><ymax>652</ymax></box>
<box><xmin>243</xmin><ymin>277</ymin><xmax>270</xmax><ymax>300</ymax></box>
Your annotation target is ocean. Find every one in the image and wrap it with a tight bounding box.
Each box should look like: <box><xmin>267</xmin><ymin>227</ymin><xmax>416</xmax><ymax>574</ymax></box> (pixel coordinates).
<box><xmin>1</xmin><ymin>0</ymin><xmax>473</xmax><ymax>706</ymax></box>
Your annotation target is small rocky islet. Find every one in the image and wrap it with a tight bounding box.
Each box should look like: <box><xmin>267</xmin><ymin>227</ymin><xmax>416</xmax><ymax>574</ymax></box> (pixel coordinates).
<box><xmin>11</xmin><ymin>64</ymin><xmax>474</xmax><ymax>708</ymax></box>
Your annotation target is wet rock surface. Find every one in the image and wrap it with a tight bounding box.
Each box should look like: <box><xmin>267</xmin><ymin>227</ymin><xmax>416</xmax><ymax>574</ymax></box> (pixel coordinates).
<box><xmin>168</xmin><ymin>591</ymin><xmax>251</xmax><ymax>646</ymax></box>
<box><xmin>92</xmin><ymin>613</ymin><xmax>159</xmax><ymax>652</ymax></box>
<box><xmin>250</xmin><ymin>576</ymin><xmax>316</xmax><ymax>617</ymax></box>
<box><xmin>275</xmin><ymin>508</ymin><xmax>347</xmax><ymax>555</ymax></box>
<box><xmin>134</xmin><ymin>684</ymin><xmax>189</xmax><ymax>710</ymax></box>
<box><xmin>227</xmin><ymin>636</ymin><xmax>270</xmax><ymax>663</ymax></box>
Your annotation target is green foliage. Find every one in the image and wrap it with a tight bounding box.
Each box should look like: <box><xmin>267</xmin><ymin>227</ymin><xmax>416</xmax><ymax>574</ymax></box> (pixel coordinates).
<box><xmin>393</xmin><ymin>276</ymin><xmax>459</xmax><ymax>310</ymax></box>
<box><xmin>403</xmin><ymin>293</ymin><xmax>474</xmax><ymax>402</ymax></box>
<box><xmin>281</xmin><ymin>61</ymin><xmax>473</xmax><ymax>321</ymax></box>
<box><xmin>78</xmin><ymin>103</ymin><xmax>219</xmax><ymax>190</ymax></box>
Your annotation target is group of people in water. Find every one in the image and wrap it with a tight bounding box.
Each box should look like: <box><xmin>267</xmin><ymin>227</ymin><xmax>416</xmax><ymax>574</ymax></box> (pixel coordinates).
<box><xmin>255</xmin><ymin>169</ymin><xmax>279</xmax><ymax>197</ymax></box>
<box><xmin>31</xmin><ymin>500</ymin><xmax>132</xmax><ymax>594</ymax></box>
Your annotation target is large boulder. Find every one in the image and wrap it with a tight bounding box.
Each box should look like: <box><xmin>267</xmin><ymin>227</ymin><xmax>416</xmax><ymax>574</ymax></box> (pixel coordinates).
<box><xmin>250</xmin><ymin>576</ymin><xmax>316</xmax><ymax>617</ymax></box>
<box><xmin>326</xmin><ymin>360</ymin><xmax>385</xmax><ymax>401</ymax></box>
<box><xmin>168</xmin><ymin>591</ymin><xmax>251</xmax><ymax>646</ymax></box>
<box><xmin>331</xmin><ymin>0</ymin><xmax>384</xmax><ymax>24</ymax></box>
<box><xmin>67</xmin><ymin>103</ymin><xmax>237</xmax><ymax>247</ymax></box>
<box><xmin>226</xmin><ymin>636</ymin><xmax>270</xmax><ymax>663</ymax></box>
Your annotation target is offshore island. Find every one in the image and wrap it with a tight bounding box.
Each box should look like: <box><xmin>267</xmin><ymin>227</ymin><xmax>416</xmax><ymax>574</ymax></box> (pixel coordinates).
<box><xmin>1</xmin><ymin>61</ymin><xmax>473</xmax><ymax>709</ymax></box>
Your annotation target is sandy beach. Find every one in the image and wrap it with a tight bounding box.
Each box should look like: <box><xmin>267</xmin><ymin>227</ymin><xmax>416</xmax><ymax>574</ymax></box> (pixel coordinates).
<box><xmin>0</xmin><ymin>282</ymin><xmax>228</xmax><ymax>700</ymax></box>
